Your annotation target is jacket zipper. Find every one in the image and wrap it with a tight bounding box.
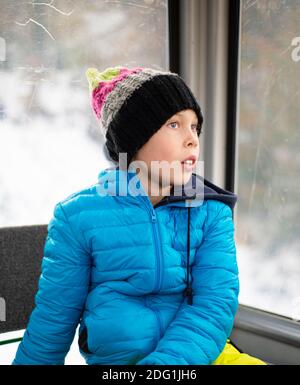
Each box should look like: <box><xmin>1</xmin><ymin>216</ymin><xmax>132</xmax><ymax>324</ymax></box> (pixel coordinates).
<box><xmin>151</xmin><ymin>207</ymin><xmax>164</xmax><ymax>293</ymax></box>
<box><xmin>142</xmin><ymin>196</ymin><xmax>193</xmax><ymax>340</ymax></box>
<box><xmin>144</xmin><ymin>197</ymin><xmax>191</xmax><ymax>292</ymax></box>
<box><xmin>143</xmin><ymin>203</ymin><xmax>163</xmax><ymax>293</ymax></box>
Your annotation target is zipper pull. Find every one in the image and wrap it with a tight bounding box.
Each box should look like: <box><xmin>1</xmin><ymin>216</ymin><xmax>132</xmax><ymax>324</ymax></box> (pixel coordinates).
<box><xmin>151</xmin><ymin>208</ymin><xmax>156</xmax><ymax>222</ymax></box>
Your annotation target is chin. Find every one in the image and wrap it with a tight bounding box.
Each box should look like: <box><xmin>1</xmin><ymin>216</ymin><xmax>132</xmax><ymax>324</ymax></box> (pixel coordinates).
<box><xmin>172</xmin><ymin>171</ymin><xmax>192</xmax><ymax>186</ymax></box>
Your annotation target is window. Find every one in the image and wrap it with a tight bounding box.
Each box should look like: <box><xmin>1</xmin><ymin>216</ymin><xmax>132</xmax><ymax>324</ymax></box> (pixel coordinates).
<box><xmin>0</xmin><ymin>0</ymin><xmax>168</xmax><ymax>227</ymax></box>
<box><xmin>236</xmin><ymin>0</ymin><xmax>300</xmax><ymax>319</ymax></box>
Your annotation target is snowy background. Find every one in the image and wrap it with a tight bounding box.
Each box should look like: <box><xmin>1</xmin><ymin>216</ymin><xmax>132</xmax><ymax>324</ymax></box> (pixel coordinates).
<box><xmin>0</xmin><ymin>327</ymin><xmax>86</xmax><ymax>365</ymax></box>
<box><xmin>0</xmin><ymin>71</ymin><xmax>112</xmax><ymax>227</ymax></box>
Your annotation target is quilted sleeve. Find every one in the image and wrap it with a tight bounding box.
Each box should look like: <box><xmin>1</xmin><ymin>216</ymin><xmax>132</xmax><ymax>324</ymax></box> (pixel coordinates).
<box><xmin>136</xmin><ymin>201</ymin><xmax>240</xmax><ymax>365</ymax></box>
<box><xmin>12</xmin><ymin>202</ymin><xmax>91</xmax><ymax>365</ymax></box>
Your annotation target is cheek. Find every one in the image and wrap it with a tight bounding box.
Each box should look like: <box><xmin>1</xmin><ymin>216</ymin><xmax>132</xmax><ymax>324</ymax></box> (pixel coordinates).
<box><xmin>144</xmin><ymin>140</ymin><xmax>173</xmax><ymax>162</ymax></box>
<box><xmin>160</xmin><ymin>147</ymin><xmax>176</xmax><ymax>161</ymax></box>
<box><xmin>135</xmin><ymin>133</ymin><xmax>179</xmax><ymax>170</ymax></box>
<box><xmin>153</xmin><ymin>138</ymin><xmax>177</xmax><ymax>162</ymax></box>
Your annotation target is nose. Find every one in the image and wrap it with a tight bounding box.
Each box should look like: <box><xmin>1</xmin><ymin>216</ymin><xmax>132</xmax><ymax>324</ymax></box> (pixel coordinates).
<box><xmin>184</xmin><ymin>127</ymin><xmax>199</xmax><ymax>148</ymax></box>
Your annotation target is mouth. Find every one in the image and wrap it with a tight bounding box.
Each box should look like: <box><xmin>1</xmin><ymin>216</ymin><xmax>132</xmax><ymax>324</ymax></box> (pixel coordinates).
<box><xmin>181</xmin><ymin>156</ymin><xmax>197</xmax><ymax>171</ymax></box>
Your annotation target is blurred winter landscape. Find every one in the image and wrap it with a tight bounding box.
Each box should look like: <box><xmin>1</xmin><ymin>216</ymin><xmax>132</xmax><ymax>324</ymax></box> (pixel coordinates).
<box><xmin>0</xmin><ymin>70</ymin><xmax>111</xmax><ymax>227</ymax></box>
<box><xmin>0</xmin><ymin>327</ymin><xmax>86</xmax><ymax>365</ymax></box>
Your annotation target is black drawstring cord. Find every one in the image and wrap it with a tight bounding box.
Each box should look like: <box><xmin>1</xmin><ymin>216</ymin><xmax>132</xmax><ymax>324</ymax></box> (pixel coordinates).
<box><xmin>183</xmin><ymin>206</ymin><xmax>193</xmax><ymax>305</ymax></box>
<box><xmin>228</xmin><ymin>339</ymin><xmax>244</xmax><ymax>353</ymax></box>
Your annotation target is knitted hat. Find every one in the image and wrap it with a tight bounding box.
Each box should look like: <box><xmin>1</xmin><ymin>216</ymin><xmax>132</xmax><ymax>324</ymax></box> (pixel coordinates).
<box><xmin>86</xmin><ymin>65</ymin><xmax>204</xmax><ymax>165</ymax></box>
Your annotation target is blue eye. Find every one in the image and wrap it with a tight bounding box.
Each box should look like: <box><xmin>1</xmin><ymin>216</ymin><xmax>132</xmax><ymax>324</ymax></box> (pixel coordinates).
<box><xmin>168</xmin><ymin>121</ymin><xmax>200</xmax><ymax>134</ymax></box>
<box><xmin>169</xmin><ymin>121</ymin><xmax>178</xmax><ymax>129</ymax></box>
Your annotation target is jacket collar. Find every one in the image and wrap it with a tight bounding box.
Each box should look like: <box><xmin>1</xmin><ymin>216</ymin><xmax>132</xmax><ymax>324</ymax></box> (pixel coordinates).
<box><xmin>97</xmin><ymin>165</ymin><xmax>238</xmax><ymax>212</ymax></box>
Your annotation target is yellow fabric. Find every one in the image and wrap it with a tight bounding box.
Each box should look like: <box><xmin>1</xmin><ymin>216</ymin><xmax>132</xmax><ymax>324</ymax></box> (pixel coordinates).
<box><xmin>212</xmin><ymin>339</ymin><xmax>267</xmax><ymax>365</ymax></box>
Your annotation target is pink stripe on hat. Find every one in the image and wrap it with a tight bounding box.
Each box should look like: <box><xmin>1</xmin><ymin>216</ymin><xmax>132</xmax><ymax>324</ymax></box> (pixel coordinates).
<box><xmin>92</xmin><ymin>67</ymin><xmax>144</xmax><ymax>119</ymax></box>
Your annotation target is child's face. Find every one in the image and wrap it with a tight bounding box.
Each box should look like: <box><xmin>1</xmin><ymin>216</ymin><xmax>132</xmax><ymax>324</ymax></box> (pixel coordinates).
<box><xmin>131</xmin><ymin>109</ymin><xmax>200</xmax><ymax>188</ymax></box>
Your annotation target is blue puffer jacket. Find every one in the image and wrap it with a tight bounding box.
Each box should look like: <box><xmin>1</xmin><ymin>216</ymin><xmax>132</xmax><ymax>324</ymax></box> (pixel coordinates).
<box><xmin>12</xmin><ymin>166</ymin><xmax>239</xmax><ymax>365</ymax></box>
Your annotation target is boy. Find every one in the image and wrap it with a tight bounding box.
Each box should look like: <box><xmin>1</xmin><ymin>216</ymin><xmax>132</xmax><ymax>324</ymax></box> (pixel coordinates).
<box><xmin>12</xmin><ymin>66</ymin><xmax>266</xmax><ymax>365</ymax></box>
